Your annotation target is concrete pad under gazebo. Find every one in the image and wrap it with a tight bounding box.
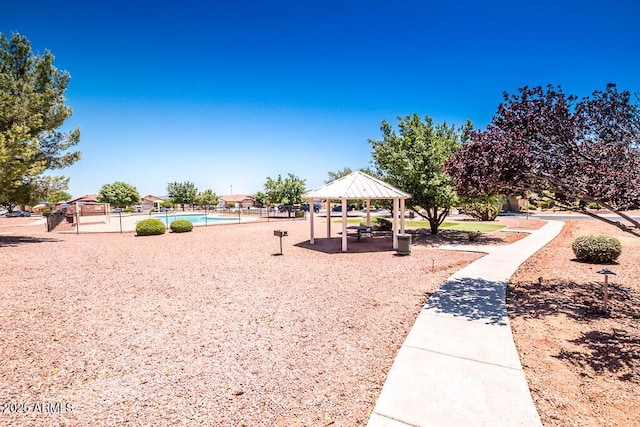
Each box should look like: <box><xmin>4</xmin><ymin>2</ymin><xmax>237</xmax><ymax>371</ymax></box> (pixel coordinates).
<box><xmin>303</xmin><ymin>171</ymin><xmax>411</xmax><ymax>252</ymax></box>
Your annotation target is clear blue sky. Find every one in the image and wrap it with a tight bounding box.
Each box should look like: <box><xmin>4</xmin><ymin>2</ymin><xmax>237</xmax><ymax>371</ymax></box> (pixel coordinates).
<box><xmin>3</xmin><ymin>0</ymin><xmax>639</xmax><ymax>198</ymax></box>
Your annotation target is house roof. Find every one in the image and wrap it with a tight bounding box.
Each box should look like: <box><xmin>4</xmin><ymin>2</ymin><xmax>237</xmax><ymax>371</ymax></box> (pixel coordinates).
<box><xmin>68</xmin><ymin>194</ymin><xmax>99</xmax><ymax>204</ymax></box>
<box><xmin>141</xmin><ymin>195</ymin><xmax>163</xmax><ymax>202</ymax></box>
<box><xmin>221</xmin><ymin>195</ymin><xmax>255</xmax><ymax>202</ymax></box>
<box><xmin>304</xmin><ymin>171</ymin><xmax>411</xmax><ymax>199</ymax></box>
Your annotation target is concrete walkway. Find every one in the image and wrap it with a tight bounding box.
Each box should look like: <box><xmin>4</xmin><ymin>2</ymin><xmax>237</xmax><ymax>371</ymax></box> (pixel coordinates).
<box><xmin>368</xmin><ymin>220</ymin><xmax>565</xmax><ymax>427</ymax></box>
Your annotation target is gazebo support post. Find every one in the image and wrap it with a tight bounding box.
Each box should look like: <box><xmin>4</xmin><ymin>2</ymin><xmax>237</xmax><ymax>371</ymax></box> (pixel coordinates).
<box><xmin>309</xmin><ymin>198</ymin><xmax>315</xmax><ymax>244</ymax></box>
<box><xmin>392</xmin><ymin>197</ymin><xmax>399</xmax><ymax>249</ymax></box>
<box><xmin>366</xmin><ymin>199</ymin><xmax>371</xmax><ymax>226</ymax></box>
<box><xmin>400</xmin><ymin>198</ymin><xmax>406</xmax><ymax>234</ymax></box>
<box><xmin>341</xmin><ymin>197</ymin><xmax>348</xmax><ymax>252</ymax></box>
<box><xmin>326</xmin><ymin>199</ymin><xmax>331</xmax><ymax>238</ymax></box>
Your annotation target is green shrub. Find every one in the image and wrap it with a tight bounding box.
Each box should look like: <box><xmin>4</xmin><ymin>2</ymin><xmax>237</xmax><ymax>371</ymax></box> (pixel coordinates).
<box><xmin>136</xmin><ymin>218</ymin><xmax>166</xmax><ymax>236</ymax></box>
<box><xmin>461</xmin><ymin>201</ymin><xmax>501</xmax><ymax>221</ymax></box>
<box><xmin>42</xmin><ymin>209</ymin><xmax>52</xmax><ymax>216</ymax></box>
<box><xmin>588</xmin><ymin>202</ymin><xmax>602</xmax><ymax>210</ymax></box>
<box><xmin>373</xmin><ymin>217</ymin><xmax>392</xmax><ymax>231</ymax></box>
<box><xmin>294</xmin><ymin>209</ymin><xmax>305</xmax><ymax>218</ymax></box>
<box><xmin>170</xmin><ymin>219</ymin><xmax>193</xmax><ymax>233</ymax></box>
<box><xmin>572</xmin><ymin>235</ymin><xmax>621</xmax><ymax>263</ymax></box>
<box><xmin>124</xmin><ymin>206</ymin><xmax>134</xmax><ymax>213</ymax></box>
<box><xmin>538</xmin><ymin>201</ymin><xmax>550</xmax><ymax>210</ymax></box>
<box><xmin>458</xmin><ymin>195</ymin><xmax>501</xmax><ymax>221</ymax></box>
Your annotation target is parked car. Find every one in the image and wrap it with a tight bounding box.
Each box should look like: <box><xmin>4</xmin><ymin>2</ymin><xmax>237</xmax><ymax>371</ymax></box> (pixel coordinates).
<box><xmin>5</xmin><ymin>210</ymin><xmax>31</xmax><ymax>217</ymax></box>
<box><xmin>112</xmin><ymin>208</ymin><xmax>123</xmax><ymax>213</ymax></box>
<box><xmin>300</xmin><ymin>202</ymin><xmax>321</xmax><ymax>213</ymax></box>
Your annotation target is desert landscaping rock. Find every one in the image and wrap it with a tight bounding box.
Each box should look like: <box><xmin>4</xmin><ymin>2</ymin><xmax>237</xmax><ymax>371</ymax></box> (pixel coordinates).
<box><xmin>509</xmin><ymin>219</ymin><xmax>640</xmax><ymax>427</ymax></box>
<box><xmin>1</xmin><ymin>217</ymin><xmax>482</xmax><ymax>426</ymax></box>
<box><xmin>5</xmin><ymin>214</ymin><xmax>630</xmax><ymax>426</ymax></box>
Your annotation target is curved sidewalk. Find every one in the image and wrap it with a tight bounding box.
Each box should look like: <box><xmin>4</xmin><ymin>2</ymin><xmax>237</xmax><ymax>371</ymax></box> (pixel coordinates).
<box><xmin>368</xmin><ymin>220</ymin><xmax>565</xmax><ymax>427</ymax></box>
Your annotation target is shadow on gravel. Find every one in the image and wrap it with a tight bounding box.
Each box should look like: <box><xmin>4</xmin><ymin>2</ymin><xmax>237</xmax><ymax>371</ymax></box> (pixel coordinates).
<box><xmin>556</xmin><ymin>330</ymin><xmax>640</xmax><ymax>380</ymax></box>
<box><xmin>508</xmin><ymin>279</ymin><xmax>640</xmax><ymax>381</ymax></box>
<box><xmin>410</xmin><ymin>230</ymin><xmax>514</xmax><ymax>248</ymax></box>
<box><xmin>295</xmin><ymin>236</ymin><xmax>396</xmax><ymax>254</ymax></box>
<box><xmin>570</xmin><ymin>258</ymin><xmax>620</xmax><ymax>266</ymax></box>
<box><xmin>0</xmin><ymin>235</ymin><xmax>62</xmax><ymax>247</ymax></box>
<box><xmin>507</xmin><ymin>280</ymin><xmax>640</xmax><ymax>321</ymax></box>
<box><xmin>297</xmin><ymin>229</ymin><xmax>520</xmax><ymax>253</ymax></box>
<box><xmin>424</xmin><ymin>277</ymin><xmax>508</xmax><ymax>325</ymax></box>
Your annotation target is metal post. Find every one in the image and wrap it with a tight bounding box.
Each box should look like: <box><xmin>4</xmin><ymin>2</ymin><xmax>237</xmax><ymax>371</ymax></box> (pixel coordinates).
<box><xmin>119</xmin><ymin>211</ymin><xmax>123</xmax><ymax>234</ymax></box>
<box><xmin>274</xmin><ymin>230</ymin><xmax>287</xmax><ymax>255</ymax></box>
<box><xmin>597</xmin><ymin>268</ymin><xmax>616</xmax><ymax>313</ymax></box>
<box><xmin>604</xmin><ymin>274</ymin><xmax>609</xmax><ymax>312</ymax></box>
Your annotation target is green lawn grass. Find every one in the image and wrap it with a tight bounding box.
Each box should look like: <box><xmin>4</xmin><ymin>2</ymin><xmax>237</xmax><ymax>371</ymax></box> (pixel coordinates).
<box><xmin>441</xmin><ymin>222</ymin><xmax>505</xmax><ymax>232</ymax></box>
<box><xmin>331</xmin><ymin>218</ymin><xmax>505</xmax><ymax>233</ymax></box>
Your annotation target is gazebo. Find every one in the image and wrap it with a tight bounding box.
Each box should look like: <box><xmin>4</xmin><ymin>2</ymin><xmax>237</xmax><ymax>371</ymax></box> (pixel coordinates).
<box><xmin>303</xmin><ymin>171</ymin><xmax>411</xmax><ymax>252</ymax></box>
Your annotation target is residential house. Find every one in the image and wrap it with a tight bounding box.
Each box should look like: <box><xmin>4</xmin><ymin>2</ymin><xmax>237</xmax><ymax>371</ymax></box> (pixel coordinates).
<box><xmin>502</xmin><ymin>196</ymin><xmax>528</xmax><ymax>212</ymax></box>
<box><xmin>66</xmin><ymin>195</ymin><xmax>106</xmax><ymax>216</ymax></box>
<box><xmin>141</xmin><ymin>195</ymin><xmax>164</xmax><ymax>211</ymax></box>
<box><xmin>220</xmin><ymin>195</ymin><xmax>255</xmax><ymax>209</ymax></box>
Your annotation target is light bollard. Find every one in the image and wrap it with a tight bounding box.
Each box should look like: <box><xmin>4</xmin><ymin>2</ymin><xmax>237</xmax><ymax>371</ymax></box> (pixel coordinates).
<box><xmin>596</xmin><ymin>268</ymin><xmax>617</xmax><ymax>313</ymax></box>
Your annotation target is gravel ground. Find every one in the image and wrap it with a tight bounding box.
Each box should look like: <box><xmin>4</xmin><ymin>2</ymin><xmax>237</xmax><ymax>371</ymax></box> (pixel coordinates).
<box><xmin>1</xmin><ymin>217</ymin><xmax>485</xmax><ymax>426</ymax></box>
<box><xmin>508</xmin><ymin>219</ymin><xmax>640</xmax><ymax>427</ymax></box>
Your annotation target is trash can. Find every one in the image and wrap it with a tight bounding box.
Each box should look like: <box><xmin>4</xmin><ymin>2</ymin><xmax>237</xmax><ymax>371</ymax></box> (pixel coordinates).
<box><xmin>396</xmin><ymin>233</ymin><xmax>411</xmax><ymax>256</ymax></box>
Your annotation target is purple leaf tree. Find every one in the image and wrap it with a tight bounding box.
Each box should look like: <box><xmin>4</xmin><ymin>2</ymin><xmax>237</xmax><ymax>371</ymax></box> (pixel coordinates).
<box><xmin>446</xmin><ymin>84</ymin><xmax>640</xmax><ymax>237</ymax></box>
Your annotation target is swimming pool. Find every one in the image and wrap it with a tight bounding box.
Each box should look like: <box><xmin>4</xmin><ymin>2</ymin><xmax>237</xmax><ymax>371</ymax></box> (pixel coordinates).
<box><xmin>152</xmin><ymin>214</ymin><xmax>241</xmax><ymax>226</ymax></box>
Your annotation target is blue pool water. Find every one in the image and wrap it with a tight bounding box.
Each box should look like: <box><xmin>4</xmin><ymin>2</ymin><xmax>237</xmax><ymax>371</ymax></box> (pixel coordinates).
<box><xmin>152</xmin><ymin>214</ymin><xmax>239</xmax><ymax>226</ymax></box>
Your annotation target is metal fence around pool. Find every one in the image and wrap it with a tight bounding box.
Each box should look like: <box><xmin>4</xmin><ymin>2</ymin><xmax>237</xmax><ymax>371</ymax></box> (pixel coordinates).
<box><xmin>54</xmin><ymin>206</ymin><xmax>309</xmax><ymax>234</ymax></box>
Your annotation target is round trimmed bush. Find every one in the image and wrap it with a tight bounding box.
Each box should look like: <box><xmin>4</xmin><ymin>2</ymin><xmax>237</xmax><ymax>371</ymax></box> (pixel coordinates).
<box><xmin>170</xmin><ymin>219</ymin><xmax>193</xmax><ymax>233</ymax></box>
<box><xmin>572</xmin><ymin>234</ymin><xmax>621</xmax><ymax>263</ymax></box>
<box><xmin>136</xmin><ymin>218</ymin><xmax>166</xmax><ymax>236</ymax></box>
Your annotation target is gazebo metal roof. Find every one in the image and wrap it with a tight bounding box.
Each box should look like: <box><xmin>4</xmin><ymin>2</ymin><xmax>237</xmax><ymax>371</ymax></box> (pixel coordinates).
<box><xmin>303</xmin><ymin>171</ymin><xmax>411</xmax><ymax>200</ymax></box>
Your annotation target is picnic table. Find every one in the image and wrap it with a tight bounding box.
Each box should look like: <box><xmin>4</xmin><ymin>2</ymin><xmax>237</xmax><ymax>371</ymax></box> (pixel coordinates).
<box><xmin>343</xmin><ymin>225</ymin><xmax>373</xmax><ymax>242</ymax></box>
